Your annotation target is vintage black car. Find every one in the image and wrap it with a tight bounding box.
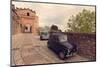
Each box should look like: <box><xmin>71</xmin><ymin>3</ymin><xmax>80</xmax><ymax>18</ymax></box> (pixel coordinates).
<box><xmin>47</xmin><ymin>32</ymin><xmax>77</xmax><ymax>60</ymax></box>
<box><xmin>40</xmin><ymin>31</ymin><xmax>49</xmax><ymax>40</ymax></box>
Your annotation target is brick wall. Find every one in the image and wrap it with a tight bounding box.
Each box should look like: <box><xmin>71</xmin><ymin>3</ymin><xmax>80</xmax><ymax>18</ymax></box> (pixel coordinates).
<box><xmin>64</xmin><ymin>32</ymin><xmax>96</xmax><ymax>60</ymax></box>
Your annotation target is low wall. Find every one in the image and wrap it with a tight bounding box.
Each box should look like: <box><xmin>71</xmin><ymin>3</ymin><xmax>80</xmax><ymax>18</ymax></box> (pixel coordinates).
<box><xmin>64</xmin><ymin>32</ymin><xmax>96</xmax><ymax>60</ymax></box>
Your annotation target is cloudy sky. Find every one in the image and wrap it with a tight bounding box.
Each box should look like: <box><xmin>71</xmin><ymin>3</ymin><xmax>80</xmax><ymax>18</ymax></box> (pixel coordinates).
<box><xmin>12</xmin><ymin>1</ymin><xmax>95</xmax><ymax>31</ymax></box>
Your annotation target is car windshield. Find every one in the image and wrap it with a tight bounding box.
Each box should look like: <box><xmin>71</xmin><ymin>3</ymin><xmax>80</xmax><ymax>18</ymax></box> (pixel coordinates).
<box><xmin>59</xmin><ymin>34</ymin><xmax>68</xmax><ymax>42</ymax></box>
<box><xmin>41</xmin><ymin>32</ymin><xmax>48</xmax><ymax>35</ymax></box>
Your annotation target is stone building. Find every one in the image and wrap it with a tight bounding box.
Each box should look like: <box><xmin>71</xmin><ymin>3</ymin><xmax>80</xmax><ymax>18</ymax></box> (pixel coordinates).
<box><xmin>12</xmin><ymin>5</ymin><xmax>20</xmax><ymax>35</ymax></box>
<box><xmin>12</xmin><ymin>5</ymin><xmax>39</xmax><ymax>35</ymax></box>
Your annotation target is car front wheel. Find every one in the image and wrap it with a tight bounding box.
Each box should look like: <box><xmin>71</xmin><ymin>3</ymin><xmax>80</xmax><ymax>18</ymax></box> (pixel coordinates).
<box><xmin>40</xmin><ymin>36</ymin><xmax>43</xmax><ymax>40</ymax></box>
<box><xmin>58</xmin><ymin>52</ymin><xmax>66</xmax><ymax>60</ymax></box>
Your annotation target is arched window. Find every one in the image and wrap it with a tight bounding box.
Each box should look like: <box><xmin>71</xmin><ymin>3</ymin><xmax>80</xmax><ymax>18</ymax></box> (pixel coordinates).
<box><xmin>27</xmin><ymin>12</ymin><xmax>30</xmax><ymax>16</ymax></box>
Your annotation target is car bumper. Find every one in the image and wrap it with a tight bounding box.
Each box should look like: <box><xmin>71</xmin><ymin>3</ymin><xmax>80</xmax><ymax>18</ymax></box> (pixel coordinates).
<box><xmin>66</xmin><ymin>53</ymin><xmax>76</xmax><ymax>57</ymax></box>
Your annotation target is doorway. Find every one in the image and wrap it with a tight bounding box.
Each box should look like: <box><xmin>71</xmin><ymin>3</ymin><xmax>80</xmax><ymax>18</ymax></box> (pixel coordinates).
<box><xmin>24</xmin><ymin>24</ymin><xmax>32</xmax><ymax>33</ymax></box>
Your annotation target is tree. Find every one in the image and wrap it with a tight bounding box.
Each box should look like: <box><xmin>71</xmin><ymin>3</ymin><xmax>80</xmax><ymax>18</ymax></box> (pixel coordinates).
<box><xmin>37</xmin><ymin>26</ymin><xmax>50</xmax><ymax>35</ymax></box>
<box><xmin>67</xmin><ymin>9</ymin><xmax>96</xmax><ymax>33</ymax></box>
<box><xmin>50</xmin><ymin>25</ymin><xmax>58</xmax><ymax>31</ymax></box>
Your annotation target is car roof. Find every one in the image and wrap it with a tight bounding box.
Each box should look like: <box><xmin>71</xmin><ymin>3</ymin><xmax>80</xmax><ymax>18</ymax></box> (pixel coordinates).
<box><xmin>51</xmin><ymin>32</ymin><xmax>63</xmax><ymax>35</ymax></box>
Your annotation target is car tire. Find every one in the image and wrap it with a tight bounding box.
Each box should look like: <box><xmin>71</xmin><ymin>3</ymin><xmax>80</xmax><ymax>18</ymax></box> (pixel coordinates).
<box><xmin>40</xmin><ymin>36</ymin><xmax>43</xmax><ymax>40</ymax></box>
<box><xmin>58</xmin><ymin>52</ymin><xmax>65</xmax><ymax>60</ymax></box>
<box><xmin>47</xmin><ymin>44</ymin><xmax>50</xmax><ymax>48</ymax></box>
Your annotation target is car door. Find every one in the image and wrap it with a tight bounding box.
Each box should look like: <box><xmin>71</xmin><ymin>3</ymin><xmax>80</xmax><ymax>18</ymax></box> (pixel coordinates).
<box><xmin>52</xmin><ymin>35</ymin><xmax>64</xmax><ymax>53</ymax></box>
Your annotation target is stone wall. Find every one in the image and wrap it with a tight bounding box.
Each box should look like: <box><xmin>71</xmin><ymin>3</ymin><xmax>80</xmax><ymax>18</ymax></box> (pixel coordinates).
<box><xmin>64</xmin><ymin>32</ymin><xmax>96</xmax><ymax>60</ymax></box>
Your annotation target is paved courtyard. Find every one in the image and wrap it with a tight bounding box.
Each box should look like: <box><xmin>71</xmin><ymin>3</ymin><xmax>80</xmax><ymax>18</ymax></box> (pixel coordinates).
<box><xmin>11</xmin><ymin>33</ymin><xmax>89</xmax><ymax>66</ymax></box>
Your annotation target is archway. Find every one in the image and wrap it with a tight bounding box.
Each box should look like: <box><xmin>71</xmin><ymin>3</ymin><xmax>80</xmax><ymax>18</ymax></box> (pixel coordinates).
<box><xmin>24</xmin><ymin>24</ymin><xmax>32</xmax><ymax>33</ymax></box>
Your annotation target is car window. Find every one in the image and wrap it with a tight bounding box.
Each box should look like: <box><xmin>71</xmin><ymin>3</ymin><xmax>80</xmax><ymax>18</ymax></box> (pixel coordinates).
<box><xmin>59</xmin><ymin>34</ymin><xmax>68</xmax><ymax>42</ymax></box>
<box><xmin>41</xmin><ymin>32</ymin><xmax>48</xmax><ymax>35</ymax></box>
<box><xmin>50</xmin><ymin>34</ymin><xmax>59</xmax><ymax>42</ymax></box>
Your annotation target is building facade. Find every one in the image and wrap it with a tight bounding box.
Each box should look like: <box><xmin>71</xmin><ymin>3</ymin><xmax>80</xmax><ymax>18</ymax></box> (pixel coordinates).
<box><xmin>12</xmin><ymin>5</ymin><xmax>39</xmax><ymax>35</ymax></box>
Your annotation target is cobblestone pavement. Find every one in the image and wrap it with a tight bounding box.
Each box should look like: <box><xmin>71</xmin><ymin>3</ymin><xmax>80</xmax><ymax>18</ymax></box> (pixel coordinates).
<box><xmin>11</xmin><ymin>33</ymin><xmax>89</xmax><ymax>66</ymax></box>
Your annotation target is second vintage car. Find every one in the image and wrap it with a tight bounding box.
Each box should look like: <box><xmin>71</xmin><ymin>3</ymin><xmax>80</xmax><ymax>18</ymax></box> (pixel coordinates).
<box><xmin>40</xmin><ymin>31</ymin><xmax>49</xmax><ymax>40</ymax></box>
